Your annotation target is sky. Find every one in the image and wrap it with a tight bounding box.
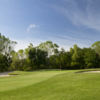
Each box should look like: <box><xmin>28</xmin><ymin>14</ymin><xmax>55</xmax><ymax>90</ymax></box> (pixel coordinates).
<box><xmin>0</xmin><ymin>0</ymin><xmax>100</xmax><ymax>51</ymax></box>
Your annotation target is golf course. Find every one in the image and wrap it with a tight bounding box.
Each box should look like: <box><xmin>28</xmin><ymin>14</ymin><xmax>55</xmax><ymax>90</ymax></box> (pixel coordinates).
<box><xmin>1</xmin><ymin>0</ymin><xmax>100</xmax><ymax>99</ymax></box>
<box><xmin>0</xmin><ymin>69</ymin><xmax>100</xmax><ymax>100</ymax></box>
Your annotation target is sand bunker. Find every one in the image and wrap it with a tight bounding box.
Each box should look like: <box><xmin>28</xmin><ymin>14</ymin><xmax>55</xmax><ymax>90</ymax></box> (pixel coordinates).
<box><xmin>83</xmin><ymin>71</ymin><xmax>100</xmax><ymax>73</ymax></box>
<box><xmin>0</xmin><ymin>75</ymin><xmax>10</xmax><ymax>77</ymax></box>
<box><xmin>0</xmin><ymin>74</ymin><xmax>19</xmax><ymax>77</ymax></box>
<box><xmin>0</xmin><ymin>71</ymin><xmax>18</xmax><ymax>77</ymax></box>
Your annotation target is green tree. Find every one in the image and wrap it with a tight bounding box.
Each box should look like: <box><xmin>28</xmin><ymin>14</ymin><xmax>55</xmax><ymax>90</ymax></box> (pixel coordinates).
<box><xmin>10</xmin><ymin>52</ymin><xmax>20</xmax><ymax>70</ymax></box>
<box><xmin>84</xmin><ymin>48</ymin><xmax>99</xmax><ymax>68</ymax></box>
<box><xmin>0</xmin><ymin>33</ymin><xmax>17</xmax><ymax>71</ymax></box>
<box><xmin>18</xmin><ymin>49</ymin><xmax>25</xmax><ymax>70</ymax></box>
<box><xmin>37</xmin><ymin>41</ymin><xmax>59</xmax><ymax>68</ymax></box>
<box><xmin>71</xmin><ymin>44</ymin><xmax>82</xmax><ymax>69</ymax></box>
<box><xmin>49</xmin><ymin>55</ymin><xmax>58</xmax><ymax>69</ymax></box>
<box><xmin>59</xmin><ymin>51</ymin><xmax>72</xmax><ymax>69</ymax></box>
<box><xmin>0</xmin><ymin>54</ymin><xmax>8</xmax><ymax>72</ymax></box>
<box><xmin>91</xmin><ymin>41</ymin><xmax>100</xmax><ymax>57</ymax></box>
<box><xmin>37</xmin><ymin>41</ymin><xmax>59</xmax><ymax>57</ymax></box>
<box><xmin>36</xmin><ymin>49</ymin><xmax>48</xmax><ymax>69</ymax></box>
<box><xmin>28</xmin><ymin>47</ymin><xmax>47</xmax><ymax>69</ymax></box>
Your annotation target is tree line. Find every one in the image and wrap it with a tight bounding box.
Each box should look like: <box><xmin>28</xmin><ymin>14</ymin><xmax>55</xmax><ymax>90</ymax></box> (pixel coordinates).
<box><xmin>0</xmin><ymin>33</ymin><xmax>100</xmax><ymax>71</ymax></box>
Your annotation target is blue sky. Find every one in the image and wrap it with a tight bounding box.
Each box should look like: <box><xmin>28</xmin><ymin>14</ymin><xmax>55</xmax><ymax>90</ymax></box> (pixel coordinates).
<box><xmin>0</xmin><ymin>0</ymin><xmax>100</xmax><ymax>51</ymax></box>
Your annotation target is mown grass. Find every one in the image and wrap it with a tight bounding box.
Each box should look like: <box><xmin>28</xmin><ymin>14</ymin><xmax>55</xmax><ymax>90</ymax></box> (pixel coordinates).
<box><xmin>0</xmin><ymin>70</ymin><xmax>67</xmax><ymax>92</ymax></box>
<box><xmin>0</xmin><ymin>69</ymin><xmax>100</xmax><ymax>100</ymax></box>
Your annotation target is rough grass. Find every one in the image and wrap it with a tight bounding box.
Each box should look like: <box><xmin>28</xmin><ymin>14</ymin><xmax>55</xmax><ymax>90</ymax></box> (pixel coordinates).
<box><xmin>0</xmin><ymin>69</ymin><xmax>100</xmax><ymax>100</ymax></box>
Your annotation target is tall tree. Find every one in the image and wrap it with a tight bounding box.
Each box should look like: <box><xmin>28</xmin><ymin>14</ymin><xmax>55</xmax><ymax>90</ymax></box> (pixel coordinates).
<box><xmin>91</xmin><ymin>41</ymin><xmax>100</xmax><ymax>57</ymax></box>
<box><xmin>0</xmin><ymin>33</ymin><xmax>17</xmax><ymax>71</ymax></box>
<box><xmin>37</xmin><ymin>41</ymin><xmax>59</xmax><ymax>57</ymax></box>
<box><xmin>71</xmin><ymin>44</ymin><xmax>81</xmax><ymax>69</ymax></box>
<box><xmin>28</xmin><ymin>47</ymin><xmax>47</xmax><ymax>69</ymax></box>
<box><xmin>84</xmin><ymin>48</ymin><xmax>99</xmax><ymax>68</ymax></box>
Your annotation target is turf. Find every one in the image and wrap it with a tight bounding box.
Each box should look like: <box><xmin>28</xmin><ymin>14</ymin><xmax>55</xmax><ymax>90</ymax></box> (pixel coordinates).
<box><xmin>0</xmin><ymin>69</ymin><xmax>100</xmax><ymax>100</ymax></box>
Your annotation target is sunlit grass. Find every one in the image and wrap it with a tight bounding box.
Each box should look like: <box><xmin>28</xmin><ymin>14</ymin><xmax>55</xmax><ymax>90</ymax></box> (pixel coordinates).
<box><xmin>0</xmin><ymin>69</ymin><xmax>100</xmax><ymax>100</ymax></box>
<box><xmin>0</xmin><ymin>70</ymin><xmax>67</xmax><ymax>92</ymax></box>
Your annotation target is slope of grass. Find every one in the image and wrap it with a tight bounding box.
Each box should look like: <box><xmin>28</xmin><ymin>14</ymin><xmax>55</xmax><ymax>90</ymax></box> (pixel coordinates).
<box><xmin>0</xmin><ymin>70</ymin><xmax>67</xmax><ymax>92</ymax></box>
<box><xmin>0</xmin><ymin>69</ymin><xmax>100</xmax><ymax>100</ymax></box>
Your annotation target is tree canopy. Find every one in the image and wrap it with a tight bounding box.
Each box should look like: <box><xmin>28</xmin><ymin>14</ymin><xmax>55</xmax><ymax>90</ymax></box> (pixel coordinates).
<box><xmin>0</xmin><ymin>33</ymin><xmax>100</xmax><ymax>72</ymax></box>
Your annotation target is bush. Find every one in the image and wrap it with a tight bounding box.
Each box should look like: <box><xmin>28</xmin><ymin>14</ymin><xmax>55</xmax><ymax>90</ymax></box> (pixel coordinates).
<box><xmin>71</xmin><ymin>62</ymin><xmax>80</xmax><ymax>69</ymax></box>
<box><xmin>87</xmin><ymin>63</ymin><xmax>93</xmax><ymax>68</ymax></box>
<box><xmin>24</xmin><ymin>67</ymin><xmax>31</xmax><ymax>71</ymax></box>
<box><xmin>66</xmin><ymin>63</ymin><xmax>71</xmax><ymax>69</ymax></box>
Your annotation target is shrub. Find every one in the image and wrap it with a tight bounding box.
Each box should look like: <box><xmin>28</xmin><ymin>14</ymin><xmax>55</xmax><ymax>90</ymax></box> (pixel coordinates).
<box><xmin>87</xmin><ymin>63</ymin><xmax>93</xmax><ymax>68</ymax></box>
<box><xmin>24</xmin><ymin>67</ymin><xmax>31</xmax><ymax>71</ymax></box>
<box><xmin>71</xmin><ymin>62</ymin><xmax>80</xmax><ymax>69</ymax></box>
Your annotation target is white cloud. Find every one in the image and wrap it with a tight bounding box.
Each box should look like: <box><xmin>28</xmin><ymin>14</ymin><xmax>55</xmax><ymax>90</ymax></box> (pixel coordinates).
<box><xmin>63</xmin><ymin>29</ymin><xmax>100</xmax><ymax>40</ymax></box>
<box><xmin>46</xmin><ymin>35</ymin><xmax>90</xmax><ymax>51</ymax></box>
<box><xmin>27</xmin><ymin>24</ymin><xmax>37</xmax><ymax>32</ymax></box>
<box><xmin>53</xmin><ymin>0</ymin><xmax>100</xmax><ymax>31</ymax></box>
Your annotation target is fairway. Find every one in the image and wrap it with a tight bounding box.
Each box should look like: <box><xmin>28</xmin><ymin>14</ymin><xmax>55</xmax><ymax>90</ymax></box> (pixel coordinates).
<box><xmin>0</xmin><ymin>70</ymin><xmax>100</xmax><ymax>100</ymax></box>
